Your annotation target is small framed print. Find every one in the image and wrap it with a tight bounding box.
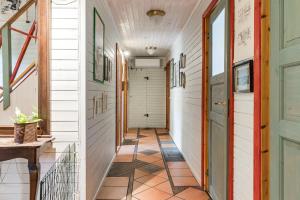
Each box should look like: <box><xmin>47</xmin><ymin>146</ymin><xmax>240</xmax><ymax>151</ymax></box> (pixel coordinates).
<box><xmin>170</xmin><ymin>59</ymin><xmax>176</xmax><ymax>88</ymax></box>
<box><xmin>104</xmin><ymin>55</ymin><xmax>108</xmax><ymax>81</ymax></box>
<box><xmin>175</xmin><ymin>61</ymin><xmax>180</xmax><ymax>87</ymax></box>
<box><xmin>234</xmin><ymin>60</ymin><xmax>253</xmax><ymax>93</ymax></box>
<box><xmin>179</xmin><ymin>53</ymin><xmax>186</xmax><ymax>69</ymax></box>
<box><xmin>179</xmin><ymin>72</ymin><xmax>186</xmax><ymax>89</ymax></box>
<box><xmin>108</xmin><ymin>60</ymin><xmax>112</xmax><ymax>82</ymax></box>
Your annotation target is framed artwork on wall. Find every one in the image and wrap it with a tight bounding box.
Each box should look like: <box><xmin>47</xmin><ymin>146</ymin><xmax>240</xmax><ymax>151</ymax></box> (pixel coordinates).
<box><xmin>179</xmin><ymin>53</ymin><xmax>186</xmax><ymax>69</ymax></box>
<box><xmin>175</xmin><ymin>61</ymin><xmax>180</xmax><ymax>87</ymax></box>
<box><xmin>108</xmin><ymin>60</ymin><xmax>112</xmax><ymax>82</ymax></box>
<box><xmin>93</xmin><ymin>7</ymin><xmax>105</xmax><ymax>83</ymax></box>
<box><xmin>179</xmin><ymin>72</ymin><xmax>186</xmax><ymax>88</ymax></box>
<box><xmin>104</xmin><ymin>55</ymin><xmax>108</xmax><ymax>81</ymax></box>
<box><xmin>233</xmin><ymin>59</ymin><xmax>253</xmax><ymax>93</ymax></box>
<box><xmin>170</xmin><ymin>59</ymin><xmax>175</xmax><ymax>88</ymax></box>
<box><xmin>103</xmin><ymin>57</ymin><xmax>112</xmax><ymax>82</ymax></box>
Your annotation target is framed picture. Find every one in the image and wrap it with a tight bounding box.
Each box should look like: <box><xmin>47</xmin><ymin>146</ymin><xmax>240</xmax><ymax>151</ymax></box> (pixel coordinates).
<box><xmin>179</xmin><ymin>72</ymin><xmax>186</xmax><ymax>88</ymax></box>
<box><xmin>170</xmin><ymin>59</ymin><xmax>176</xmax><ymax>88</ymax></box>
<box><xmin>93</xmin><ymin>8</ymin><xmax>105</xmax><ymax>83</ymax></box>
<box><xmin>179</xmin><ymin>53</ymin><xmax>186</xmax><ymax>69</ymax></box>
<box><xmin>234</xmin><ymin>59</ymin><xmax>253</xmax><ymax>93</ymax></box>
<box><xmin>102</xmin><ymin>92</ymin><xmax>108</xmax><ymax>113</ymax></box>
<box><xmin>104</xmin><ymin>55</ymin><xmax>109</xmax><ymax>81</ymax></box>
<box><xmin>108</xmin><ymin>60</ymin><xmax>112</xmax><ymax>82</ymax></box>
<box><xmin>175</xmin><ymin>61</ymin><xmax>180</xmax><ymax>87</ymax></box>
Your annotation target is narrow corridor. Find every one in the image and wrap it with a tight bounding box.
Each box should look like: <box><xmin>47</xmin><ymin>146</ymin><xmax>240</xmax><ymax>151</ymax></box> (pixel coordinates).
<box><xmin>96</xmin><ymin>129</ymin><xmax>209</xmax><ymax>200</ymax></box>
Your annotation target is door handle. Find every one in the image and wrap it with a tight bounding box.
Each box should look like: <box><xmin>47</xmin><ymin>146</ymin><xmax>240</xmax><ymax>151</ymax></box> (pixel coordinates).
<box><xmin>214</xmin><ymin>101</ymin><xmax>226</xmax><ymax>106</ymax></box>
<box><xmin>144</xmin><ymin>114</ymin><xmax>149</xmax><ymax>117</ymax></box>
<box><xmin>144</xmin><ymin>76</ymin><xmax>149</xmax><ymax>80</ymax></box>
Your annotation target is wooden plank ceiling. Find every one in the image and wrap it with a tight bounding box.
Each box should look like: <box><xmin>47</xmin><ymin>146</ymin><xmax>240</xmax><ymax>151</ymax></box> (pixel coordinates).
<box><xmin>107</xmin><ymin>0</ymin><xmax>199</xmax><ymax>56</ymax></box>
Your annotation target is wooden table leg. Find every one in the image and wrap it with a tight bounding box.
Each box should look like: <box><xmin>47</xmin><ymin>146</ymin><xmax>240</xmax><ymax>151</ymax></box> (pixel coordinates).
<box><xmin>28</xmin><ymin>162</ymin><xmax>40</xmax><ymax>200</ymax></box>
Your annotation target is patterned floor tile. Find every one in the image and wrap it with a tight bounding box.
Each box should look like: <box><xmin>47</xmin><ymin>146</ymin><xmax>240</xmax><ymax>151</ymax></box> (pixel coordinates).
<box><xmin>167</xmin><ymin>162</ymin><xmax>189</xmax><ymax>169</ymax></box>
<box><xmin>132</xmin><ymin>181</ymin><xmax>151</xmax><ymax>195</ymax></box>
<box><xmin>97</xmin><ymin>128</ymin><xmax>209</xmax><ymax>200</ymax></box>
<box><xmin>137</xmin><ymin>154</ymin><xmax>162</xmax><ymax>163</ymax></box>
<box><xmin>96</xmin><ymin>186</ymin><xmax>127</xmax><ymax>199</ymax></box>
<box><xmin>169</xmin><ymin>169</ymin><xmax>193</xmax><ymax>177</ymax></box>
<box><xmin>153</xmin><ymin>170</ymin><xmax>169</xmax><ymax>179</ymax></box>
<box><xmin>107</xmin><ymin>162</ymin><xmax>132</xmax><ymax>177</ymax></box>
<box><xmin>136</xmin><ymin>174</ymin><xmax>167</xmax><ymax>187</ymax></box>
<box><xmin>155</xmin><ymin>181</ymin><xmax>173</xmax><ymax>195</ymax></box>
<box><xmin>123</xmin><ymin>139</ymin><xmax>138</xmax><ymax>145</ymax></box>
<box><xmin>134</xmin><ymin>188</ymin><xmax>172</xmax><ymax>200</ymax></box>
<box><xmin>176</xmin><ymin>187</ymin><xmax>209</xmax><ymax>200</ymax></box>
<box><xmin>167</xmin><ymin>196</ymin><xmax>184</xmax><ymax>200</ymax></box>
<box><xmin>172</xmin><ymin>177</ymin><xmax>199</xmax><ymax>187</ymax></box>
<box><xmin>134</xmin><ymin>169</ymin><xmax>150</xmax><ymax>179</ymax></box>
<box><xmin>114</xmin><ymin>154</ymin><xmax>133</xmax><ymax>162</ymax></box>
<box><xmin>152</xmin><ymin>160</ymin><xmax>165</xmax><ymax>168</ymax></box>
<box><xmin>139</xmin><ymin>149</ymin><xmax>160</xmax><ymax>156</ymax></box>
<box><xmin>103</xmin><ymin>177</ymin><xmax>129</xmax><ymax>187</ymax></box>
<box><xmin>137</xmin><ymin>163</ymin><xmax>164</xmax><ymax>174</ymax></box>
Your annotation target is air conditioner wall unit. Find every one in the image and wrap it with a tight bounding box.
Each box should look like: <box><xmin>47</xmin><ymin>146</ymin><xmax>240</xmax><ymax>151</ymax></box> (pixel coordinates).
<box><xmin>134</xmin><ymin>58</ymin><xmax>161</xmax><ymax>68</ymax></box>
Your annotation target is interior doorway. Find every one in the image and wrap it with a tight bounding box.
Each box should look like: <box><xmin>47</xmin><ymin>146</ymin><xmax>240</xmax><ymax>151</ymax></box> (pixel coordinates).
<box><xmin>202</xmin><ymin>0</ymin><xmax>229</xmax><ymax>199</ymax></box>
<box><xmin>128</xmin><ymin>66</ymin><xmax>166</xmax><ymax>128</ymax></box>
<box><xmin>166</xmin><ymin>61</ymin><xmax>171</xmax><ymax>130</ymax></box>
<box><xmin>116</xmin><ymin>43</ymin><xmax>124</xmax><ymax>151</ymax></box>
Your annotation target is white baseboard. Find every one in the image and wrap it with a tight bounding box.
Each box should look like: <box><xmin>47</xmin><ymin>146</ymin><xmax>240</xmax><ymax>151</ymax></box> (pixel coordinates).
<box><xmin>92</xmin><ymin>154</ymin><xmax>116</xmax><ymax>200</ymax></box>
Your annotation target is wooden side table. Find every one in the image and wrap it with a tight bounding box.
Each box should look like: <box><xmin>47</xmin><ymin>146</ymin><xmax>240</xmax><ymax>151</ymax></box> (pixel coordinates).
<box><xmin>0</xmin><ymin>137</ymin><xmax>53</xmax><ymax>200</ymax></box>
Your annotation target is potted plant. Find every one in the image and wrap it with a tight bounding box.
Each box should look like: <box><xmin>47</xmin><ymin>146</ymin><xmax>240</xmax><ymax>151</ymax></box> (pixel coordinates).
<box><xmin>12</xmin><ymin>108</ymin><xmax>42</xmax><ymax>144</ymax></box>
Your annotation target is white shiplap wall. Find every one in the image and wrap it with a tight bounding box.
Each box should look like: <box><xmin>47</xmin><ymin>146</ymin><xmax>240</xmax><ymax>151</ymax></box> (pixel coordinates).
<box><xmin>168</xmin><ymin>0</ymin><xmax>210</xmax><ymax>183</ymax></box>
<box><xmin>233</xmin><ymin>90</ymin><xmax>254</xmax><ymax>200</ymax></box>
<box><xmin>51</xmin><ymin>0</ymin><xmax>80</xmax><ymax>142</ymax></box>
<box><xmin>50</xmin><ymin>0</ymin><xmax>81</xmax><ymax>196</ymax></box>
<box><xmin>85</xmin><ymin>1</ymin><xmax>121</xmax><ymax>199</ymax></box>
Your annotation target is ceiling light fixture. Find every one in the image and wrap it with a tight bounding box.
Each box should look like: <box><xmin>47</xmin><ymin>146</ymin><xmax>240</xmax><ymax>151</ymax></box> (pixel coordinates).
<box><xmin>145</xmin><ymin>46</ymin><xmax>157</xmax><ymax>55</ymax></box>
<box><xmin>146</xmin><ymin>9</ymin><xmax>165</xmax><ymax>24</ymax></box>
<box><xmin>146</xmin><ymin>9</ymin><xmax>166</xmax><ymax>17</ymax></box>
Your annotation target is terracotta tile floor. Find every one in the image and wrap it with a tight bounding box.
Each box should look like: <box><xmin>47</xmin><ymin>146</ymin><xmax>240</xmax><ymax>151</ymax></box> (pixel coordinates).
<box><xmin>96</xmin><ymin>128</ymin><xmax>210</xmax><ymax>200</ymax></box>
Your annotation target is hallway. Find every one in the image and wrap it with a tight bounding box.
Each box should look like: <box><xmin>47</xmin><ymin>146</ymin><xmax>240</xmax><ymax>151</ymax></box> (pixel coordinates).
<box><xmin>1</xmin><ymin>0</ymin><xmax>299</xmax><ymax>199</ymax></box>
<box><xmin>96</xmin><ymin>128</ymin><xmax>209</xmax><ymax>200</ymax></box>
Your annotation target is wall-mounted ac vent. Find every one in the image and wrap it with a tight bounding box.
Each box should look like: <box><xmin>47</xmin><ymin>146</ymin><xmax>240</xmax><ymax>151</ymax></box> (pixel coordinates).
<box><xmin>134</xmin><ymin>58</ymin><xmax>161</xmax><ymax>68</ymax></box>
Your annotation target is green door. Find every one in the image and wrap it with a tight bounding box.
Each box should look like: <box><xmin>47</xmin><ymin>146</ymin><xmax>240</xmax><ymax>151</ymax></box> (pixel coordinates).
<box><xmin>270</xmin><ymin>0</ymin><xmax>300</xmax><ymax>199</ymax></box>
<box><xmin>208</xmin><ymin>1</ymin><xmax>229</xmax><ymax>200</ymax></box>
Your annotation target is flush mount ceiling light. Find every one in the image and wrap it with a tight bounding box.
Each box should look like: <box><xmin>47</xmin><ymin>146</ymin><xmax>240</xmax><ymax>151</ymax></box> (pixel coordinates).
<box><xmin>145</xmin><ymin>46</ymin><xmax>157</xmax><ymax>55</ymax></box>
<box><xmin>146</xmin><ymin>9</ymin><xmax>166</xmax><ymax>17</ymax></box>
<box><xmin>146</xmin><ymin>9</ymin><xmax>165</xmax><ymax>24</ymax></box>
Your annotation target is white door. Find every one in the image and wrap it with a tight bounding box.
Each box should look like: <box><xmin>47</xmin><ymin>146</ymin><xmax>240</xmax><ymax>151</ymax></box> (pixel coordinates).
<box><xmin>128</xmin><ymin>68</ymin><xmax>166</xmax><ymax>128</ymax></box>
<box><xmin>147</xmin><ymin>69</ymin><xmax>166</xmax><ymax>128</ymax></box>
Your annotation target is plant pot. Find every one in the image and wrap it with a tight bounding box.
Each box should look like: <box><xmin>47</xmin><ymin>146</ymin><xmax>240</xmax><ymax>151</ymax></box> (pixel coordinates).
<box><xmin>14</xmin><ymin>122</ymin><xmax>38</xmax><ymax>144</ymax></box>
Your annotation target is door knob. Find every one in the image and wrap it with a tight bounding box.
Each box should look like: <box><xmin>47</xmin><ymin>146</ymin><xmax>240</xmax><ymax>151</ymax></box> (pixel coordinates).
<box><xmin>214</xmin><ymin>101</ymin><xmax>226</xmax><ymax>106</ymax></box>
